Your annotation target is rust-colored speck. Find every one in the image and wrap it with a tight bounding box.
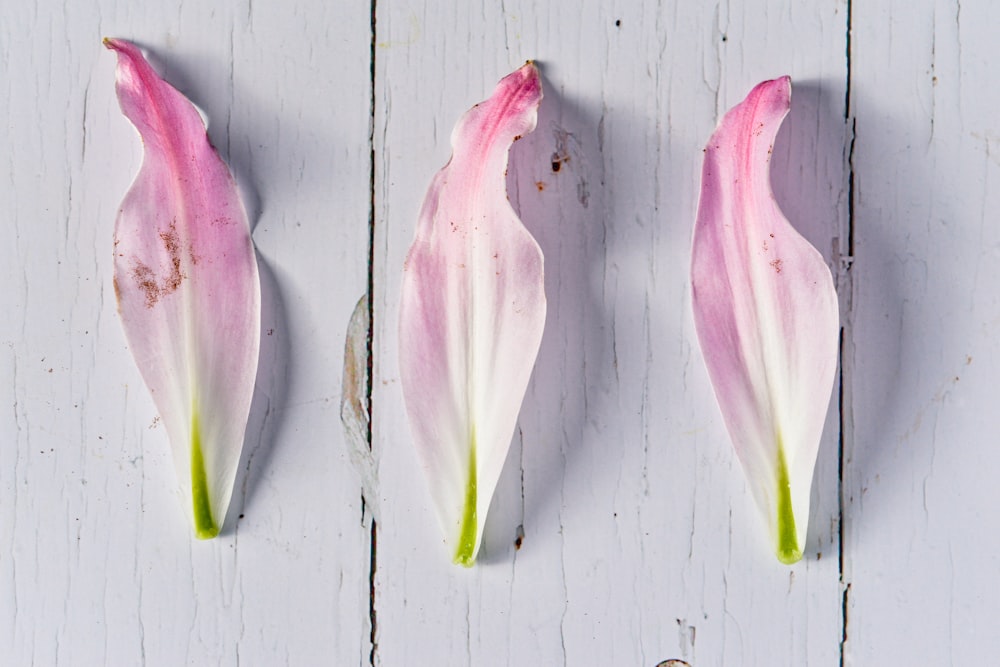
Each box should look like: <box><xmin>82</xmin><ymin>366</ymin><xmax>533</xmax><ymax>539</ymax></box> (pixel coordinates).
<box><xmin>131</xmin><ymin>221</ymin><xmax>186</xmax><ymax>308</ymax></box>
<box><xmin>770</xmin><ymin>258</ymin><xmax>783</xmax><ymax>274</ymax></box>
<box><xmin>158</xmin><ymin>223</ymin><xmax>184</xmax><ymax>293</ymax></box>
<box><xmin>535</xmin><ymin>181</ymin><xmax>546</xmax><ymax>191</ymax></box>
<box><xmin>131</xmin><ymin>261</ymin><xmax>160</xmax><ymax>308</ymax></box>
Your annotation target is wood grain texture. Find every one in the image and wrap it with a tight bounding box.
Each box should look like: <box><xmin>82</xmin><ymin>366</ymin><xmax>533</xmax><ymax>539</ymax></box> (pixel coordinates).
<box><xmin>372</xmin><ymin>1</ymin><xmax>846</xmax><ymax>665</ymax></box>
<box><xmin>2</xmin><ymin>1</ymin><xmax>373</xmax><ymax>664</ymax></box>
<box><xmin>3</xmin><ymin>0</ymin><xmax>999</xmax><ymax>665</ymax></box>
<box><xmin>845</xmin><ymin>0</ymin><xmax>1000</xmax><ymax>663</ymax></box>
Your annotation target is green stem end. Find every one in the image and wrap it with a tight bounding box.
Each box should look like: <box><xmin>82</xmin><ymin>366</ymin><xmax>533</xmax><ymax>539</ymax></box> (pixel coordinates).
<box><xmin>190</xmin><ymin>413</ymin><xmax>219</xmax><ymax>540</ymax></box>
<box><xmin>453</xmin><ymin>445</ymin><xmax>478</xmax><ymax>567</ymax></box>
<box><xmin>775</xmin><ymin>442</ymin><xmax>801</xmax><ymax>564</ymax></box>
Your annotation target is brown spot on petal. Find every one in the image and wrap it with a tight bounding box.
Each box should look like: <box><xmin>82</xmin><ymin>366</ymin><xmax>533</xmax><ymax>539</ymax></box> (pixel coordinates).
<box><xmin>770</xmin><ymin>258</ymin><xmax>783</xmax><ymax>274</ymax></box>
<box><xmin>159</xmin><ymin>223</ymin><xmax>184</xmax><ymax>293</ymax></box>
<box><xmin>131</xmin><ymin>261</ymin><xmax>161</xmax><ymax>308</ymax></box>
<box><xmin>131</xmin><ymin>220</ymin><xmax>187</xmax><ymax>308</ymax></box>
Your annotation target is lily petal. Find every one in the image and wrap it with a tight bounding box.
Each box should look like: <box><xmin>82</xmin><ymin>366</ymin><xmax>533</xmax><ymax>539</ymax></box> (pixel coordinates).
<box><xmin>691</xmin><ymin>77</ymin><xmax>839</xmax><ymax>564</ymax></box>
<box><xmin>399</xmin><ymin>63</ymin><xmax>545</xmax><ymax>566</ymax></box>
<box><xmin>106</xmin><ymin>38</ymin><xmax>260</xmax><ymax>539</ymax></box>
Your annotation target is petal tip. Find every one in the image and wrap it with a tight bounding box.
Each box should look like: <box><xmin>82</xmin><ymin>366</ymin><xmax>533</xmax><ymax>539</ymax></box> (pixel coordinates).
<box><xmin>453</xmin><ymin>552</ymin><xmax>476</xmax><ymax>568</ymax></box>
<box><xmin>103</xmin><ymin>36</ymin><xmax>128</xmax><ymax>54</ymax></box>
<box><xmin>195</xmin><ymin>524</ymin><xmax>221</xmax><ymax>540</ymax></box>
<box><xmin>501</xmin><ymin>61</ymin><xmax>543</xmax><ymax>104</ymax></box>
<box><xmin>776</xmin><ymin>545</ymin><xmax>803</xmax><ymax>565</ymax></box>
<box><xmin>755</xmin><ymin>75</ymin><xmax>792</xmax><ymax>109</ymax></box>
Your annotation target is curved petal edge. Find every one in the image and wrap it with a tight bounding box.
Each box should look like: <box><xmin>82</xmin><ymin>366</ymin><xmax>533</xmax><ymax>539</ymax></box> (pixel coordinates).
<box><xmin>691</xmin><ymin>77</ymin><xmax>839</xmax><ymax>564</ymax></box>
<box><xmin>106</xmin><ymin>38</ymin><xmax>261</xmax><ymax>539</ymax></box>
<box><xmin>399</xmin><ymin>63</ymin><xmax>545</xmax><ymax>566</ymax></box>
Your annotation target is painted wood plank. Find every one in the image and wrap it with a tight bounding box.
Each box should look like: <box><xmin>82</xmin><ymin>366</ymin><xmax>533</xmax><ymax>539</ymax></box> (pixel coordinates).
<box><xmin>6</xmin><ymin>0</ymin><xmax>999</xmax><ymax>664</ymax></box>
<box><xmin>371</xmin><ymin>1</ymin><xmax>848</xmax><ymax>664</ymax></box>
<box><xmin>1</xmin><ymin>2</ymin><xmax>373</xmax><ymax>664</ymax></box>
<box><xmin>844</xmin><ymin>0</ymin><xmax>1000</xmax><ymax>663</ymax></box>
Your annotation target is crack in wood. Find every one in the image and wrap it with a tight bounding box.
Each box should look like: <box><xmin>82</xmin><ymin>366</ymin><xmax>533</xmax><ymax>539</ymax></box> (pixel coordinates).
<box><xmin>839</xmin><ymin>2</ymin><xmax>856</xmax><ymax>665</ymax></box>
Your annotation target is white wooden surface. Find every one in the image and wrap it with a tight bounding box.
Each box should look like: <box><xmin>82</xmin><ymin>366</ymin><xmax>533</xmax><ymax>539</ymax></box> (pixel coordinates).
<box><xmin>2</xmin><ymin>1</ymin><xmax>998</xmax><ymax>665</ymax></box>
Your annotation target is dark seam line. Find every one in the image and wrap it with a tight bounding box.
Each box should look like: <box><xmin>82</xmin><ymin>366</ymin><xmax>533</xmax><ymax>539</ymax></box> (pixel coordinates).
<box><xmin>839</xmin><ymin>1</ymin><xmax>855</xmax><ymax>665</ymax></box>
<box><xmin>367</xmin><ymin>1</ymin><xmax>379</xmax><ymax>666</ymax></box>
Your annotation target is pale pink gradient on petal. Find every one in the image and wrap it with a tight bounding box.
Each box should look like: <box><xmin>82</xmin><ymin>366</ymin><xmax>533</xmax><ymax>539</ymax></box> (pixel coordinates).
<box><xmin>399</xmin><ymin>63</ymin><xmax>545</xmax><ymax>566</ymax></box>
<box><xmin>106</xmin><ymin>38</ymin><xmax>260</xmax><ymax>538</ymax></box>
<box><xmin>691</xmin><ymin>77</ymin><xmax>839</xmax><ymax>563</ymax></box>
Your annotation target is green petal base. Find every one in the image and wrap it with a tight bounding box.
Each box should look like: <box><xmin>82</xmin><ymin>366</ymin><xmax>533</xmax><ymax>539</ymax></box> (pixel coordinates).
<box><xmin>190</xmin><ymin>413</ymin><xmax>219</xmax><ymax>539</ymax></box>
<box><xmin>775</xmin><ymin>443</ymin><xmax>802</xmax><ymax>564</ymax></box>
<box><xmin>453</xmin><ymin>446</ymin><xmax>477</xmax><ymax>567</ymax></box>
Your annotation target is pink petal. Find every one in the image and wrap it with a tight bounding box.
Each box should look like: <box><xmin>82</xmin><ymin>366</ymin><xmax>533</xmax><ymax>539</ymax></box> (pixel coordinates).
<box><xmin>106</xmin><ymin>38</ymin><xmax>260</xmax><ymax>539</ymax></box>
<box><xmin>399</xmin><ymin>63</ymin><xmax>545</xmax><ymax>566</ymax></box>
<box><xmin>691</xmin><ymin>77</ymin><xmax>839</xmax><ymax>564</ymax></box>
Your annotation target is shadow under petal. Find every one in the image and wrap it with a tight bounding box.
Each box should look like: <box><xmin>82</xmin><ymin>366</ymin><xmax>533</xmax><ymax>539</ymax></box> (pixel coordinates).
<box><xmin>222</xmin><ymin>252</ymin><xmax>292</xmax><ymax>535</ymax></box>
<box><xmin>476</xmin><ymin>64</ymin><xmax>614</xmax><ymax>565</ymax></box>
